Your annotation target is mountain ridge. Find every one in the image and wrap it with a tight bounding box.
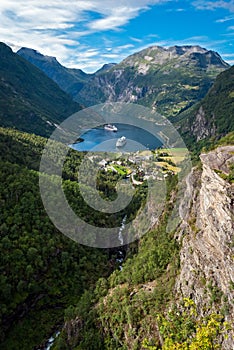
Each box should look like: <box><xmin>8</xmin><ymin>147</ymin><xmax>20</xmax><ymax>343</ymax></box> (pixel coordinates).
<box><xmin>75</xmin><ymin>45</ymin><xmax>229</xmax><ymax>115</ymax></box>
<box><xmin>17</xmin><ymin>47</ymin><xmax>92</xmax><ymax>98</ymax></box>
<box><xmin>17</xmin><ymin>44</ymin><xmax>229</xmax><ymax>118</ymax></box>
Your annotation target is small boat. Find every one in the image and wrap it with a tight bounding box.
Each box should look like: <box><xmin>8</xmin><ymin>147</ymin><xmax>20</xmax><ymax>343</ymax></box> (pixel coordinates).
<box><xmin>104</xmin><ymin>124</ymin><xmax>118</xmax><ymax>132</ymax></box>
<box><xmin>116</xmin><ymin>136</ymin><xmax>127</xmax><ymax>148</ymax></box>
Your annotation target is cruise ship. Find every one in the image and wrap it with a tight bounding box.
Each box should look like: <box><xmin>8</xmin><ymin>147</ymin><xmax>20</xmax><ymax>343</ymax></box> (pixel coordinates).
<box><xmin>116</xmin><ymin>136</ymin><xmax>127</xmax><ymax>147</ymax></box>
<box><xmin>104</xmin><ymin>124</ymin><xmax>118</xmax><ymax>132</ymax></box>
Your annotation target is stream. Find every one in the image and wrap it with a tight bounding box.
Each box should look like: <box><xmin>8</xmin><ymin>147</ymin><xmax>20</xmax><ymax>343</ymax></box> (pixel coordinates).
<box><xmin>43</xmin><ymin>331</ymin><xmax>60</xmax><ymax>350</ymax></box>
<box><xmin>118</xmin><ymin>215</ymin><xmax>126</xmax><ymax>246</ymax></box>
<box><xmin>42</xmin><ymin>216</ymin><xmax>127</xmax><ymax>348</ymax></box>
<box><xmin>116</xmin><ymin>215</ymin><xmax>127</xmax><ymax>270</ymax></box>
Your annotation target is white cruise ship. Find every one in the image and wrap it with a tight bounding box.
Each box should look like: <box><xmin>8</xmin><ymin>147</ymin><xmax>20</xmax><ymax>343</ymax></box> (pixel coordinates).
<box><xmin>104</xmin><ymin>124</ymin><xmax>118</xmax><ymax>132</ymax></box>
<box><xmin>116</xmin><ymin>136</ymin><xmax>127</xmax><ymax>147</ymax></box>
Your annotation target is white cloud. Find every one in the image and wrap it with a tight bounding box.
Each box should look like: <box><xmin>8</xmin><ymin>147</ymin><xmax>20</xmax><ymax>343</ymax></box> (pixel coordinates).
<box><xmin>112</xmin><ymin>44</ymin><xmax>135</xmax><ymax>53</ymax></box>
<box><xmin>130</xmin><ymin>37</ymin><xmax>143</xmax><ymax>43</ymax></box>
<box><xmin>192</xmin><ymin>0</ymin><xmax>234</xmax><ymax>12</ymax></box>
<box><xmin>0</xmin><ymin>0</ymin><xmax>169</xmax><ymax>71</ymax></box>
<box><xmin>80</xmin><ymin>49</ymin><xmax>100</xmax><ymax>58</ymax></box>
<box><xmin>101</xmin><ymin>53</ymin><xmax>120</xmax><ymax>59</ymax></box>
<box><xmin>166</xmin><ymin>8</ymin><xmax>186</xmax><ymax>12</ymax></box>
<box><xmin>216</xmin><ymin>15</ymin><xmax>234</xmax><ymax>22</ymax></box>
<box><xmin>88</xmin><ymin>6</ymin><xmax>144</xmax><ymax>31</ymax></box>
<box><xmin>222</xmin><ymin>53</ymin><xmax>234</xmax><ymax>56</ymax></box>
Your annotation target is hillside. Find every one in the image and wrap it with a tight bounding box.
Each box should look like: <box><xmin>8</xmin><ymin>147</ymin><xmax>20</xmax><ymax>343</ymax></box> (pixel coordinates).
<box><xmin>0</xmin><ymin>43</ymin><xmax>81</xmax><ymax>137</ymax></box>
<box><xmin>173</xmin><ymin>64</ymin><xmax>234</xmax><ymax>154</ymax></box>
<box><xmin>75</xmin><ymin>45</ymin><xmax>229</xmax><ymax>116</ymax></box>
<box><xmin>0</xmin><ymin>127</ymin><xmax>116</xmax><ymax>349</ymax></box>
<box><xmin>52</xmin><ymin>144</ymin><xmax>234</xmax><ymax>350</ymax></box>
<box><xmin>17</xmin><ymin>47</ymin><xmax>92</xmax><ymax>98</ymax></box>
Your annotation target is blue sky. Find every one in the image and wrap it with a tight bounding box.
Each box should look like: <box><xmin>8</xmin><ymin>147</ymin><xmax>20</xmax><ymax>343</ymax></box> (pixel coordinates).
<box><xmin>1</xmin><ymin>0</ymin><xmax>234</xmax><ymax>72</ymax></box>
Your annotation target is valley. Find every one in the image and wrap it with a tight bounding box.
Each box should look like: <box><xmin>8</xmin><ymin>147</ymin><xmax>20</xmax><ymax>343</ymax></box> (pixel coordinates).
<box><xmin>0</xmin><ymin>39</ymin><xmax>233</xmax><ymax>350</ymax></box>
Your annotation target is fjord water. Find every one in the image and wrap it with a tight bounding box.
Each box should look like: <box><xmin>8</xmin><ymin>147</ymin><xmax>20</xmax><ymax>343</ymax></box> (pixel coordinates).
<box><xmin>71</xmin><ymin>123</ymin><xmax>162</xmax><ymax>152</ymax></box>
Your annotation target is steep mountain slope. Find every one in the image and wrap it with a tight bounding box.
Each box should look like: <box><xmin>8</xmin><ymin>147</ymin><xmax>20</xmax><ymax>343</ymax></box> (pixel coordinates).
<box><xmin>176</xmin><ymin>145</ymin><xmax>234</xmax><ymax>350</ymax></box>
<box><xmin>0</xmin><ymin>43</ymin><xmax>81</xmax><ymax>136</ymax></box>
<box><xmin>177</xmin><ymin>64</ymin><xmax>234</xmax><ymax>147</ymax></box>
<box><xmin>17</xmin><ymin>47</ymin><xmax>92</xmax><ymax>97</ymax></box>
<box><xmin>51</xmin><ymin>144</ymin><xmax>234</xmax><ymax>350</ymax></box>
<box><xmin>75</xmin><ymin>45</ymin><xmax>229</xmax><ymax>116</ymax></box>
<box><xmin>48</xmin><ymin>58</ymin><xmax>234</xmax><ymax>348</ymax></box>
<box><xmin>0</xmin><ymin>127</ymin><xmax>113</xmax><ymax>349</ymax></box>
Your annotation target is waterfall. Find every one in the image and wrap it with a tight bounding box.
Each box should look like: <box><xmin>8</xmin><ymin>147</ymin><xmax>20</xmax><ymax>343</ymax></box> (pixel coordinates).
<box><xmin>118</xmin><ymin>215</ymin><xmax>127</xmax><ymax>246</ymax></box>
<box><xmin>44</xmin><ymin>331</ymin><xmax>60</xmax><ymax>350</ymax></box>
<box><xmin>117</xmin><ymin>215</ymin><xmax>127</xmax><ymax>270</ymax></box>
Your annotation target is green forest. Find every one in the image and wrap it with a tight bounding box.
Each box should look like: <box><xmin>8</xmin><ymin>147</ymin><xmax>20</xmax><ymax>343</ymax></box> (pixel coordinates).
<box><xmin>0</xmin><ymin>127</ymin><xmax>150</xmax><ymax>349</ymax></box>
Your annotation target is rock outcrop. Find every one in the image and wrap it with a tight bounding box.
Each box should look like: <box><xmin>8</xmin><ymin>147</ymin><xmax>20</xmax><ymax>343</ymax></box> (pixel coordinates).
<box><xmin>190</xmin><ymin>106</ymin><xmax>216</xmax><ymax>141</ymax></box>
<box><xmin>176</xmin><ymin>146</ymin><xmax>234</xmax><ymax>349</ymax></box>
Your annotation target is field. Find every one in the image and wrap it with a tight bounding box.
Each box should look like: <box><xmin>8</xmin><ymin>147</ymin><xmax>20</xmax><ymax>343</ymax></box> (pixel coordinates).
<box><xmin>157</xmin><ymin>148</ymin><xmax>188</xmax><ymax>164</ymax></box>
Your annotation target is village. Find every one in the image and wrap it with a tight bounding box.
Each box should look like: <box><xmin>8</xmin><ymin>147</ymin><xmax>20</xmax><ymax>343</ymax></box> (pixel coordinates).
<box><xmin>87</xmin><ymin>148</ymin><xmax>185</xmax><ymax>186</ymax></box>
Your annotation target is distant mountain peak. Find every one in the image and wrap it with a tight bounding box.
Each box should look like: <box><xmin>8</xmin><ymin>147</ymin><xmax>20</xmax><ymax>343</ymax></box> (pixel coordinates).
<box><xmin>74</xmin><ymin>44</ymin><xmax>229</xmax><ymax>116</ymax></box>
<box><xmin>121</xmin><ymin>44</ymin><xmax>229</xmax><ymax>70</ymax></box>
<box><xmin>18</xmin><ymin>47</ymin><xmax>58</xmax><ymax>63</ymax></box>
<box><xmin>0</xmin><ymin>42</ymin><xmax>14</xmax><ymax>56</ymax></box>
<box><xmin>95</xmin><ymin>63</ymin><xmax>117</xmax><ymax>74</ymax></box>
<box><xmin>150</xmin><ymin>44</ymin><xmax>206</xmax><ymax>52</ymax></box>
<box><xmin>17</xmin><ymin>47</ymin><xmax>91</xmax><ymax>97</ymax></box>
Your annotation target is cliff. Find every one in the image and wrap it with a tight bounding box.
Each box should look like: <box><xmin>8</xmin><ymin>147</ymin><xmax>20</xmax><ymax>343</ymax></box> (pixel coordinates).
<box><xmin>178</xmin><ymin>65</ymin><xmax>234</xmax><ymax>146</ymax></box>
<box><xmin>176</xmin><ymin>145</ymin><xmax>234</xmax><ymax>349</ymax></box>
<box><xmin>50</xmin><ymin>146</ymin><xmax>234</xmax><ymax>349</ymax></box>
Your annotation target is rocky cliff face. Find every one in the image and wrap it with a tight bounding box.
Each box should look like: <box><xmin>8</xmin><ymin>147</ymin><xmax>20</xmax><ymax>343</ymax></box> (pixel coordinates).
<box><xmin>178</xmin><ymin>65</ymin><xmax>234</xmax><ymax>144</ymax></box>
<box><xmin>176</xmin><ymin>146</ymin><xmax>234</xmax><ymax>349</ymax></box>
<box><xmin>190</xmin><ymin>106</ymin><xmax>217</xmax><ymax>141</ymax></box>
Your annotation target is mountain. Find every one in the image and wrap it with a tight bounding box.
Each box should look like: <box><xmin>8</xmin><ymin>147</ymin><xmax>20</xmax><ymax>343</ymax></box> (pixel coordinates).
<box><xmin>176</xmin><ymin>64</ymin><xmax>234</xmax><ymax>148</ymax></box>
<box><xmin>0</xmin><ymin>42</ymin><xmax>81</xmax><ymax>137</ymax></box>
<box><xmin>75</xmin><ymin>45</ymin><xmax>229</xmax><ymax>116</ymax></box>
<box><xmin>17</xmin><ymin>45</ymin><xmax>229</xmax><ymax>118</ymax></box>
<box><xmin>17</xmin><ymin>47</ymin><xmax>92</xmax><ymax>97</ymax></box>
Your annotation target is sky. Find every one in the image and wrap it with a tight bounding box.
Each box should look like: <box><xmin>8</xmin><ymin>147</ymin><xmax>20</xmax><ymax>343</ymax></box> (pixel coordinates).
<box><xmin>1</xmin><ymin>0</ymin><xmax>234</xmax><ymax>72</ymax></box>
